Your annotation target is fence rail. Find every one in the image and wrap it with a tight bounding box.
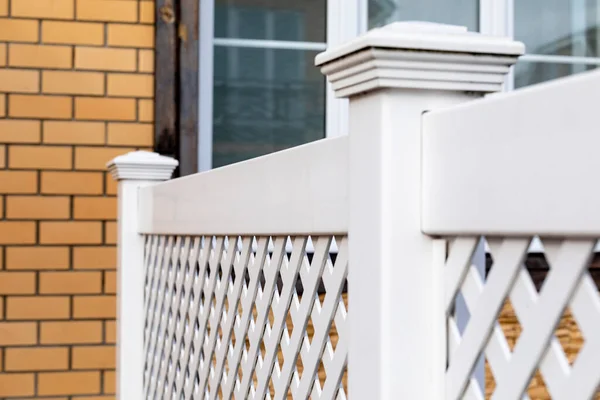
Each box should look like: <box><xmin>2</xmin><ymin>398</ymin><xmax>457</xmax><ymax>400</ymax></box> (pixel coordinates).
<box><xmin>137</xmin><ymin>136</ymin><xmax>348</xmax><ymax>237</ymax></box>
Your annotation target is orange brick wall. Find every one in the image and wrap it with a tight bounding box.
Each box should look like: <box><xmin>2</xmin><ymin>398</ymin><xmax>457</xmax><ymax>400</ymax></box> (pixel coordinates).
<box><xmin>0</xmin><ymin>0</ymin><xmax>154</xmax><ymax>398</ymax></box>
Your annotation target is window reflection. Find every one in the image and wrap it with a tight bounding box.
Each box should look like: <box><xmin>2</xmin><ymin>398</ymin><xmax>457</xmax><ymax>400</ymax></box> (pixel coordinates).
<box><xmin>514</xmin><ymin>62</ymin><xmax>597</xmax><ymax>88</ymax></box>
<box><xmin>213</xmin><ymin>48</ymin><xmax>325</xmax><ymax>168</ymax></box>
<box><xmin>368</xmin><ymin>0</ymin><xmax>478</xmax><ymax>32</ymax></box>
<box><xmin>515</xmin><ymin>0</ymin><xmax>600</xmax><ymax>57</ymax></box>
<box><xmin>214</xmin><ymin>0</ymin><xmax>326</xmax><ymax>42</ymax></box>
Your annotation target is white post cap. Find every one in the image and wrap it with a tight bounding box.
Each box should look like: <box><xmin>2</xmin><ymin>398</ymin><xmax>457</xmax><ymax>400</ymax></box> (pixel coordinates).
<box><xmin>107</xmin><ymin>150</ymin><xmax>179</xmax><ymax>181</ymax></box>
<box><xmin>316</xmin><ymin>21</ymin><xmax>525</xmax><ymax>97</ymax></box>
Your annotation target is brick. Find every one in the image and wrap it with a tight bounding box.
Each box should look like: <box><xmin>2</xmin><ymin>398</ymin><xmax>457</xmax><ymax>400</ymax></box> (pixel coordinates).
<box><xmin>0</xmin><ymin>373</ymin><xmax>35</xmax><ymax>397</ymax></box>
<box><xmin>0</xmin><ymin>69</ymin><xmax>39</xmax><ymax>93</ymax></box>
<box><xmin>75</xmin><ymin>46</ymin><xmax>136</xmax><ymax>71</ymax></box>
<box><xmin>42</xmin><ymin>21</ymin><xmax>104</xmax><ymax>45</ymax></box>
<box><xmin>0</xmin><ymin>93</ymin><xmax>4</xmax><ymax>117</ymax></box>
<box><xmin>105</xmin><ymin>271</ymin><xmax>116</xmax><ymax>294</ymax></box>
<box><xmin>7</xmin><ymin>296</ymin><xmax>70</xmax><ymax>320</ymax></box>
<box><xmin>40</xmin><ymin>221</ymin><xmax>102</xmax><ymax>244</ymax></box>
<box><xmin>41</xmin><ymin>321</ymin><xmax>102</xmax><ymax>344</ymax></box>
<box><xmin>105</xmin><ymin>221</ymin><xmax>116</xmax><ymax>244</ymax></box>
<box><xmin>39</xmin><ymin>371</ymin><xmax>101</xmax><ymax>396</ymax></box>
<box><xmin>0</xmin><ymin>120</ymin><xmax>40</xmax><ymax>143</ymax></box>
<box><xmin>9</xmin><ymin>94</ymin><xmax>72</xmax><ymax>119</ymax></box>
<box><xmin>9</xmin><ymin>43</ymin><xmax>72</xmax><ymax>69</ymax></box>
<box><xmin>0</xmin><ymin>297</ymin><xmax>3</xmax><ymax>319</ymax></box>
<box><xmin>7</xmin><ymin>196</ymin><xmax>70</xmax><ymax>219</ymax></box>
<box><xmin>77</xmin><ymin>0</ymin><xmax>136</xmax><ymax>22</ymax></box>
<box><xmin>107</xmin><ymin>122</ymin><xmax>153</xmax><ymax>146</ymax></box>
<box><xmin>9</xmin><ymin>145</ymin><xmax>72</xmax><ymax>169</ymax></box>
<box><xmin>105</xmin><ymin>320</ymin><xmax>116</xmax><ymax>343</ymax></box>
<box><xmin>107</xmin><ymin>23</ymin><xmax>154</xmax><ymax>48</ymax></box>
<box><xmin>42</xmin><ymin>171</ymin><xmax>104</xmax><ymax>194</ymax></box>
<box><xmin>0</xmin><ymin>18</ymin><xmax>39</xmax><ymax>42</ymax></box>
<box><xmin>0</xmin><ymin>322</ymin><xmax>37</xmax><ymax>345</ymax></box>
<box><xmin>0</xmin><ymin>222</ymin><xmax>36</xmax><ymax>244</ymax></box>
<box><xmin>138</xmin><ymin>99</ymin><xmax>154</xmax><ymax>122</ymax></box>
<box><xmin>40</xmin><ymin>271</ymin><xmax>102</xmax><ymax>294</ymax></box>
<box><xmin>0</xmin><ymin>171</ymin><xmax>37</xmax><ymax>194</ymax></box>
<box><xmin>43</xmin><ymin>70</ymin><xmax>104</xmax><ymax>95</ymax></box>
<box><xmin>75</xmin><ymin>97</ymin><xmax>136</xmax><ymax>121</ymax></box>
<box><xmin>0</xmin><ymin>272</ymin><xmax>36</xmax><ymax>294</ymax></box>
<box><xmin>104</xmin><ymin>371</ymin><xmax>115</xmax><ymax>394</ymax></box>
<box><xmin>0</xmin><ymin>43</ymin><xmax>5</xmax><ymax>65</ymax></box>
<box><xmin>0</xmin><ymin>0</ymin><xmax>6</xmax><ymax>16</ymax></box>
<box><xmin>73</xmin><ymin>247</ymin><xmax>116</xmax><ymax>270</ymax></box>
<box><xmin>74</xmin><ymin>196</ymin><xmax>117</xmax><ymax>220</ymax></box>
<box><xmin>138</xmin><ymin>49</ymin><xmax>154</xmax><ymax>72</ymax></box>
<box><xmin>75</xmin><ymin>146</ymin><xmax>134</xmax><ymax>170</ymax></box>
<box><xmin>73</xmin><ymin>345</ymin><xmax>116</xmax><ymax>369</ymax></box>
<box><xmin>107</xmin><ymin>73</ymin><xmax>153</xmax><ymax>97</ymax></box>
<box><xmin>0</xmin><ymin>145</ymin><xmax>5</xmax><ymax>167</ymax></box>
<box><xmin>44</xmin><ymin>121</ymin><xmax>105</xmax><ymax>145</ymax></box>
<box><xmin>73</xmin><ymin>295</ymin><xmax>116</xmax><ymax>318</ymax></box>
<box><xmin>5</xmin><ymin>347</ymin><xmax>69</xmax><ymax>371</ymax></box>
<box><xmin>105</xmin><ymin>172</ymin><xmax>117</xmax><ymax>195</ymax></box>
<box><xmin>13</xmin><ymin>0</ymin><xmax>74</xmax><ymax>19</ymax></box>
<box><xmin>6</xmin><ymin>246</ymin><xmax>70</xmax><ymax>270</ymax></box>
<box><xmin>139</xmin><ymin>1</ymin><xmax>155</xmax><ymax>23</ymax></box>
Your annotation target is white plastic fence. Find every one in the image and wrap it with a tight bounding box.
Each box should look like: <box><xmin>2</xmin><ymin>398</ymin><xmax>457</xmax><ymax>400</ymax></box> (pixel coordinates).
<box><xmin>111</xmin><ymin>22</ymin><xmax>600</xmax><ymax>400</ymax></box>
<box><xmin>141</xmin><ymin>235</ymin><xmax>348</xmax><ymax>400</ymax></box>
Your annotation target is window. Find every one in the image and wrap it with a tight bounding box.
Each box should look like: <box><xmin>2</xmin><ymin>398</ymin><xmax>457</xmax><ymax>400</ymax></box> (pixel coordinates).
<box><xmin>198</xmin><ymin>0</ymin><xmax>596</xmax><ymax>170</ymax></box>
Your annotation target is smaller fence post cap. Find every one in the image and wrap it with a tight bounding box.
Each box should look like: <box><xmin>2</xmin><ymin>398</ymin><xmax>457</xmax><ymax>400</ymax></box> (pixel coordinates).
<box><xmin>107</xmin><ymin>150</ymin><xmax>179</xmax><ymax>181</ymax></box>
<box><xmin>316</xmin><ymin>21</ymin><xmax>525</xmax><ymax>97</ymax></box>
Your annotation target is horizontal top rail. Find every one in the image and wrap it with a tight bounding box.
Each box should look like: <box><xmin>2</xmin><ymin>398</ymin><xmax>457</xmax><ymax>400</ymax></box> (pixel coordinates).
<box><xmin>422</xmin><ymin>68</ymin><xmax>600</xmax><ymax>237</ymax></box>
<box><xmin>138</xmin><ymin>136</ymin><xmax>349</xmax><ymax>236</ymax></box>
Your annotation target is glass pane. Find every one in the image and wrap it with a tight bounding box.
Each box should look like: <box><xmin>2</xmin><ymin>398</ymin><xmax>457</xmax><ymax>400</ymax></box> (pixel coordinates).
<box><xmin>214</xmin><ymin>0</ymin><xmax>326</xmax><ymax>42</ymax></box>
<box><xmin>515</xmin><ymin>0</ymin><xmax>600</xmax><ymax>57</ymax></box>
<box><xmin>514</xmin><ymin>61</ymin><xmax>597</xmax><ymax>88</ymax></box>
<box><xmin>212</xmin><ymin>47</ymin><xmax>325</xmax><ymax>168</ymax></box>
<box><xmin>368</xmin><ymin>0</ymin><xmax>478</xmax><ymax>32</ymax></box>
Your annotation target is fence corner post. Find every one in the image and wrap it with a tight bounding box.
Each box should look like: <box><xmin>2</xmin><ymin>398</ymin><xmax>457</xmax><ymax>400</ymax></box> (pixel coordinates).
<box><xmin>316</xmin><ymin>22</ymin><xmax>522</xmax><ymax>399</ymax></box>
<box><xmin>107</xmin><ymin>151</ymin><xmax>178</xmax><ymax>400</ymax></box>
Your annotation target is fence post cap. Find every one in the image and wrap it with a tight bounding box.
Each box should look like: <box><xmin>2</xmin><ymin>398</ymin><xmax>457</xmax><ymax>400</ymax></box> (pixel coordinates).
<box><xmin>107</xmin><ymin>150</ymin><xmax>179</xmax><ymax>181</ymax></box>
<box><xmin>316</xmin><ymin>21</ymin><xmax>525</xmax><ymax>97</ymax></box>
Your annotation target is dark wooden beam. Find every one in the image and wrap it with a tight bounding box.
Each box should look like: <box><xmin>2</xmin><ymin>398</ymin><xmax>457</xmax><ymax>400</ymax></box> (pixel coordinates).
<box><xmin>154</xmin><ymin>0</ymin><xmax>179</xmax><ymax>174</ymax></box>
<box><xmin>177</xmin><ymin>0</ymin><xmax>199</xmax><ymax>175</ymax></box>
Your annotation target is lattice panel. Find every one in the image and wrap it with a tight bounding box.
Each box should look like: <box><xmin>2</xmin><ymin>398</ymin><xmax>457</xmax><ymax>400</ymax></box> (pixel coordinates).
<box><xmin>142</xmin><ymin>235</ymin><xmax>348</xmax><ymax>400</ymax></box>
<box><xmin>445</xmin><ymin>237</ymin><xmax>600</xmax><ymax>400</ymax></box>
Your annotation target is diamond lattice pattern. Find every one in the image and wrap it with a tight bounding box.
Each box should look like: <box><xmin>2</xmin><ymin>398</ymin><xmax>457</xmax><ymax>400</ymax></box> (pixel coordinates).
<box><xmin>445</xmin><ymin>237</ymin><xmax>600</xmax><ymax>400</ymax></box>
<box><xmin>142</xmin><ymin>235</ymin><xmax>348</xmax><ymax>400</ymax></box>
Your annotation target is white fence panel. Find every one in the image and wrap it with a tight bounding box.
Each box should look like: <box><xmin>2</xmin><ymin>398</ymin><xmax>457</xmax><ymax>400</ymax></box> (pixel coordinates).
<box><xmin>142</xmin><ymin>234</ymin><xmax>348</xmax><ymax>400</ymax></box>
<box><xmin>443</xmin><ymin>236</ymin><xmax>600</xmax><ymax>399</ymax></box>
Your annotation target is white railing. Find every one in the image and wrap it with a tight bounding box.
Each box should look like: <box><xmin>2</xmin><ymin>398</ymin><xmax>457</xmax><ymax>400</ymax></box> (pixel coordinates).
<box><xmin>110</xmin><ymin>21</ymin><xmax>600</xmax><ymax>400</ymax></box>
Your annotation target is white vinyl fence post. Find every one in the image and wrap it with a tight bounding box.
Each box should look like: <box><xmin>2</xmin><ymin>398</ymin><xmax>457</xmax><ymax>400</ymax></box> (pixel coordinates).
<box><xmin>316</xmin><ymin>22</ymin><xmax>522</xmax><ymax>399</ymax></box>
<box><xmin>107</xmin><ymin>151</ymin><xmax>178</xmax><ymax>400</ymax></box>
